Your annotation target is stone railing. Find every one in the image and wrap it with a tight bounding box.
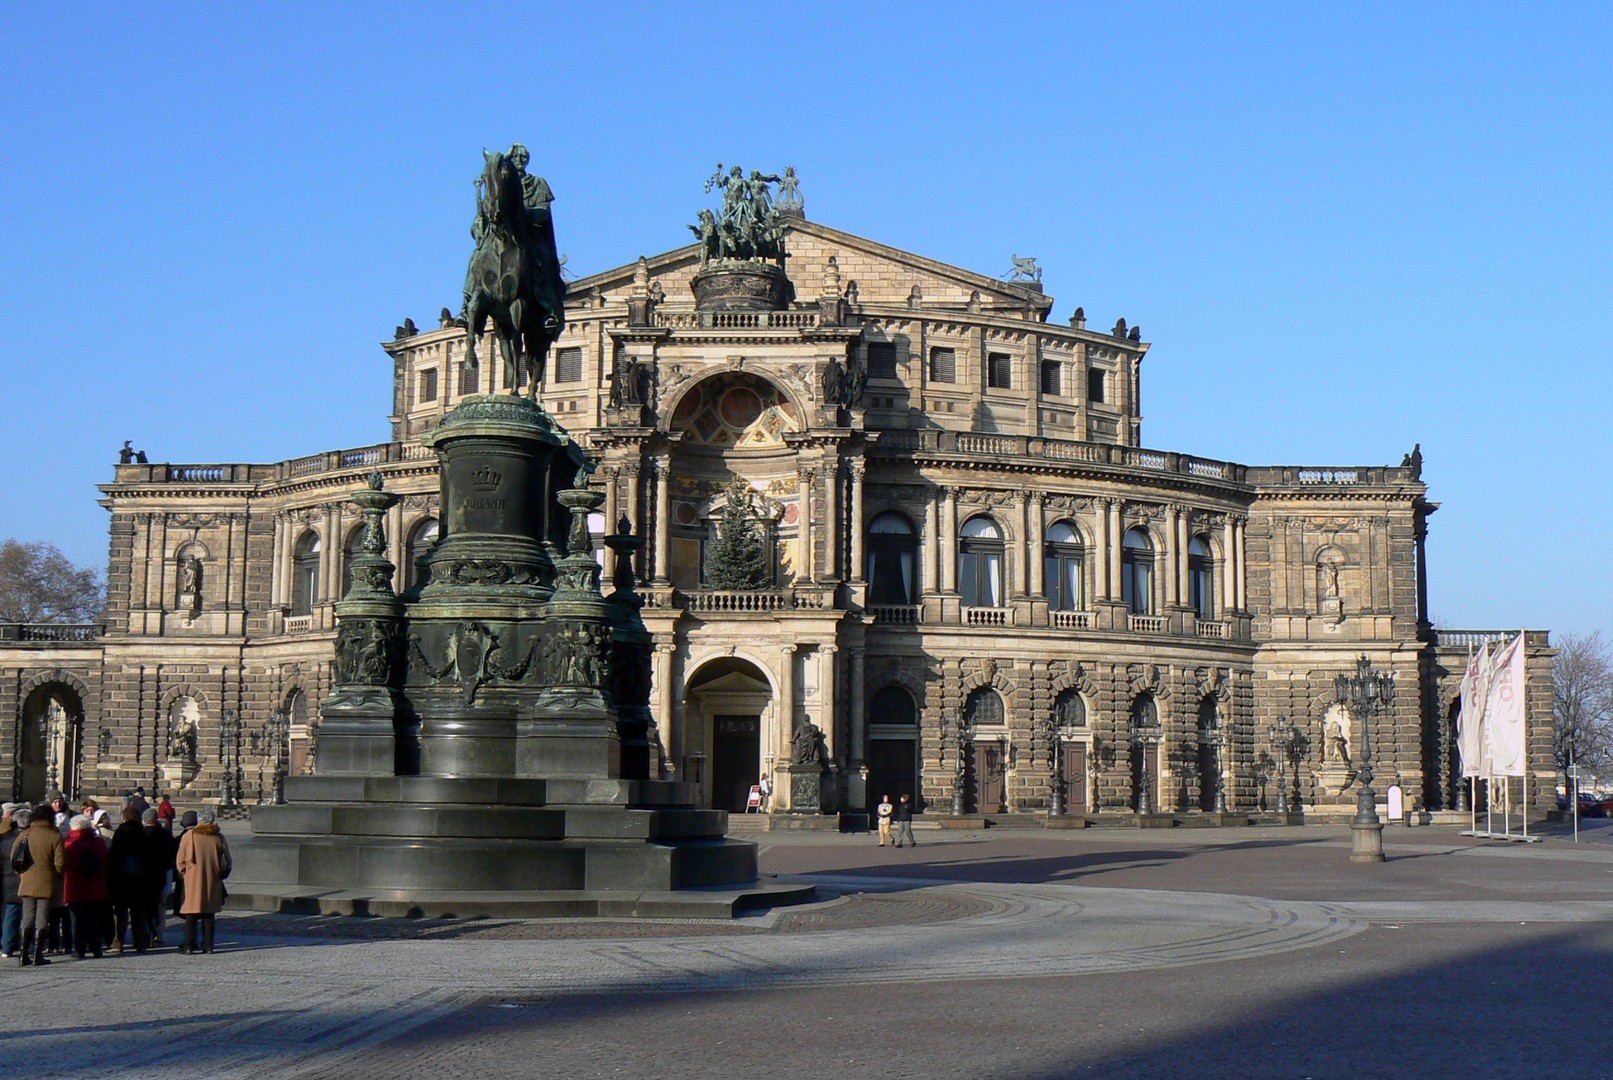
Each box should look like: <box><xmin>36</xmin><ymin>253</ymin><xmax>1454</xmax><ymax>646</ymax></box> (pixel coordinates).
<box><xmin>114</xmin><ymin>441</ymin><xmax>438</xmax><ymax>487</ymax></box>
<box><xmin>656</xmin><ymin>310</ymin><xmax>821</xmax><ymax>331</ymax></box>
<box><xmin>1128</xmin><ymin>614</ymin><xmax>1168</xmax><ymax>634</ymax></box>
<box><xmin>1051</xmin><ymin>610</ymin><xmax>1095</xmax><ymax>630</ymax></box>
<box><xmin>282</xmin><ymin>614</ymin><xmax>314</xmax><ymax>635</ymax></box>
<box><xmin>872</xmin><ymin>431</ymin><xmax>1248</xmax><ymax>484</ymax></box>
<box><xmin>1431</xmin><ymin>628</ymin><xmax>1551</xmax><ymax>650</ymax></box>
<box><xmin>0</xmin><ymin>623</ymin><xmax>104</xmax><ymax>642</ymax></box>
<box><xmin>1246</xmin><ymin>465</ymin><xmax>1418</xmax><ymax>487</ymax></box>
<box><xmin>964</xmin><ymin>606</ymin><xmax>1009</xmax><ymax>627</ymax></box>
<box><xmin>1195</xmin><ymin>620</ymin><xmax>1229</xmax><ymax>639</ymax></box>
<box><xmin>683</xmin><ymin>590</ymin><xmax>789</xmax><ymax>613</ymax></box>
<box><xmin>789</xmin><ymin>585</ymin><xmax>835</xmax><ymax>610</ymax></box>
<box><xmin>869</xmin><ymin>604</ymin><xmax>921</xmax><ymax>625</ymax></box>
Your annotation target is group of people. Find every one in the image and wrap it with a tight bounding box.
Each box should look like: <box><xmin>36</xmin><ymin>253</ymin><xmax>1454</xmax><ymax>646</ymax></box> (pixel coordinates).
<box><xmin>1</xmin><ymin>789</ymin><xmax>231</xmax><ymax>966</ymax></box>
<box><xmin>875</xmin><ymin>794</ymin><xmax>917</xmax><ymax>847</ymax></box>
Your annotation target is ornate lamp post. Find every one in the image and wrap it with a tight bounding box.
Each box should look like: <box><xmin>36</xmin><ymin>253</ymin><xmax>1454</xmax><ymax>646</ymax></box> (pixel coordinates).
<box><xmin>1268</xmin><ymin>720</ymin><xmax>1306</xmax><ymax>815</ymax></box>
<box><xmin>1212</xmin><ymin>724</ymin><xmax>1229</xmax><ymax>814</ymax></box>
<box><xmin>1129</xmin><ymin>723</ymin><xmax>1161</xmax><ymax>815</ymax></box>
<box><xmin>1336</xmin><ymin>655</ymin><xmax>1395</xmax><ymax>863</ymax></box>
<box><xmin>270</xmin><ymin>708</ymin><xmax>291</xmax><ymax>805</ymax></box>
<box><xmin>43</xmin><ymin>701</ymin><xmax>61</xmax><ymax>796</ymax></box>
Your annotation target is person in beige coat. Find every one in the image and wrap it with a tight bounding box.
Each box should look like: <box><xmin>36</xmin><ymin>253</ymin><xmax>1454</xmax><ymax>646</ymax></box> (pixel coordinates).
<box><xmin>16</xmin><ymin>803</ymin><xmax>66</xmax><ymax>966</ymax></box>
<box><xmin>174</xmin><ymin>809</ymin><xmax>229</xmax><ymax>954</ymax></box>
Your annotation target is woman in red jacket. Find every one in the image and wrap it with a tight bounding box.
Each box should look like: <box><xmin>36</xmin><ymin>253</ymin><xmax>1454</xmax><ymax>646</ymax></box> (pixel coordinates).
<box><xmin>62</xmin><ymin>815</ymin><xmax>109</xmax><ymax>959</ymax></box>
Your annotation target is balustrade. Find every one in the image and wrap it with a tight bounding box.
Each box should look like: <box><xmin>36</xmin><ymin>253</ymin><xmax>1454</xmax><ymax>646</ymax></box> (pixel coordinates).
<box><xmin>1051</xmin><ymin>610</ymin><xmax>1095</xmax><ymax>630</ymax></box>
<box><xmin>964</xmin><ymin>606</ymin><xmax>1009</xmax><ymax>627</ymax></box>
<box><xmin>1128</xmin><ymin>614</ymin><xmax>1168</xmax><ymax>634</ymax></box>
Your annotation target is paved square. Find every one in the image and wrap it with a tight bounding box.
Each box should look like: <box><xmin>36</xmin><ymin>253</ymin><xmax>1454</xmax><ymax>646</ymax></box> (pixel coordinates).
<box><xmin>5</xmin><ymin>821</ymin><xmax>1610</xmax><ymax>1079</ymax></box>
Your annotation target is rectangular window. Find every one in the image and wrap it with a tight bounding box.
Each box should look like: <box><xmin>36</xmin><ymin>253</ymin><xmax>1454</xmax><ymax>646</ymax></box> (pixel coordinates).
<box><xmin>929</xmin><ymin>347</ymin><xmax>956</xmax><ymax>384</ymax></box>
<box><xmin>459</xmin><ymin>363</ymin><xmax>479</xmax><ymax>395</ymax></box>
<box><xmin>867</xmin><ymin>342</ymin><xmax>898</xmax><ymax>380</ymax></box>
<box><xmin>1041</xmin><ymin>359</ymin><xmax>1062</xmax><ymax>396</ymax></box>
<box><xmin>1087</xmin><ymin>366</ymin><xmax>1106</xmax><ymax>404</ymax></box>
<box><xmin>987</xmin><ymin>352</ymin><xmax>1012</xmax><ymax>390</ymax></box>
<box><xmin>419</xmin><ymin>369</ymin><xmax>438</xmax><ymax>403</ymax></box>
<box><xmin>554</xmin><ymin>347</ymin><xmax>583</xmax><ymax>384</ymax></box>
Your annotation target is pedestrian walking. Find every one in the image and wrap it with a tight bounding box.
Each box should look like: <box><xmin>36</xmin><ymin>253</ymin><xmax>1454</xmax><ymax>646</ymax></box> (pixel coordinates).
<box><xmin>155</xmin><ymin>794</ymin><xmax>176</xmax><ymax>831</ymax></box>
<box><xmin>16</xmin><ymin>802</ymin><xmax>66</xmax><ymax>966</ymax></box>
<box><xmin>0</xmin><ymin>803</ymin><xmax>24</xmax><ymax>957</ymax></box>
<box><xmin>63</xmin><ymin>815</ymin><xmax>109</xmax><ymax>959</ymax></box>
<box><xmin>876</xmin><ymin>794</ymin><xmax>894</xmax><ymax>846</ymax></box>
<box><xmin>175</xmin><ymin>809</ymin><xmax>229</xmax><ymax>954</ymax></box>
<box><xmin>892</xmin><ymin>793</ymin><xmax>917</xmax><ymax>848</ymax></box>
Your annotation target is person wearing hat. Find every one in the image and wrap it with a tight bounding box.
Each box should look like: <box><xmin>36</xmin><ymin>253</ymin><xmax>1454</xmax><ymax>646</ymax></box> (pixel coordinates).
<box><xmin>1</xmin><ymin>803</ymin><xmax>24</xmax><ymax>958</ymax></box>
<box><xmin>141</xmin><ymin>807</ymin><xmax>177</xmax><ymax>946</ymax></box>
<box><xmin>170</xmin><ymin>810</ymin><xmax>197</xmax><ymax>918</ymax></box>
<box><xmin>174</xmin><ymin>808</ymin><xmax>229</xmax><ymax>954</ymax></box>
<box><xmin>63</xmin><ymin>814</ymin><xmax>110</xmax><ymax>959</ymax></box>
<box><xmin>108</xmin><ymin>803</ymin><xmax>154</xmax><ymax>954</ymax></box>
<box><xmin>17</xmin><ymin>802</ymin><xmax>66</xmax><ymax>966</ymax></box>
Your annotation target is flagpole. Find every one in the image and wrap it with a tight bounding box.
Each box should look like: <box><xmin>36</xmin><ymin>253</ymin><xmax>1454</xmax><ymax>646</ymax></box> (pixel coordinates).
<box><xmin>1520</xmin><ymin>630</ymin><xmax>1530</xmax><ymax>841</ymax></box>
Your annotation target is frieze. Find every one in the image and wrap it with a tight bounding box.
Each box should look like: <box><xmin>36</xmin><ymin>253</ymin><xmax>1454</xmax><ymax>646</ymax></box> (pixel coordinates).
<box><xmin>333</xmin><ymin>618</ymin><xmax>401</xmax><ymax>687</ymax></box>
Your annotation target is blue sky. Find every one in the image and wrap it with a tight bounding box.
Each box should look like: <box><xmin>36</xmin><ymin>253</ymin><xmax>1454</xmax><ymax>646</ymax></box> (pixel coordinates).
<box><xmin>2</xmin><ymin>2</ymin><xmax>1608</xmax><ymax>635</ymax></box>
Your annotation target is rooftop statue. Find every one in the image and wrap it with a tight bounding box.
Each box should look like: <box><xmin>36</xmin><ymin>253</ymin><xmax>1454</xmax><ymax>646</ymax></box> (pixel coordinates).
<box><xmin>690</xmin><ymin>163</ymin><xmax>795</xmax><ymax>264</ymax></box>
<box><xmin>462</xmin><ymin>144</ymin><xmax>567</xmax><ymax>398</ymax></box>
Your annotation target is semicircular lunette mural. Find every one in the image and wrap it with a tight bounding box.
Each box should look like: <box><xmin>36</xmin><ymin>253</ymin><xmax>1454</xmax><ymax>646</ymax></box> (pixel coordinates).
<box><xmin>669</xmin><ymin>373</ymin><xmax>800</xmax><ymax>448</ymax></box>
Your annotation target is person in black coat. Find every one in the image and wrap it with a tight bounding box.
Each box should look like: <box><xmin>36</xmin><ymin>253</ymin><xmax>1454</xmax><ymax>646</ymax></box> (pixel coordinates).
<box><xmin>107</xmin><ymin>804</ymin><xmax>152</xmax><ymax>953</ymax></box>
<box><xmin>141</xmin><ymin>809</ymin><xmax>178</xmax><ymax>946</ymax></box>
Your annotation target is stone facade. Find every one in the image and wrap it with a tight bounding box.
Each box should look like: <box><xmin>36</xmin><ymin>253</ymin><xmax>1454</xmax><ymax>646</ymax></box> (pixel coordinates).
<box><xmin>0</xmin><ymin>214</ymin><xmax>1555</xmax><ymax>816</ymax></box>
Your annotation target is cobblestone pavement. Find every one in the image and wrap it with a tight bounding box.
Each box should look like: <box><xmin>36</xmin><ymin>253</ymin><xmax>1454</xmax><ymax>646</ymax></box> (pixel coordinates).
<box><xmin>5</xmin><ymin>822</ymin><xmax>1612</xmax><ymax>1079</ymax></box>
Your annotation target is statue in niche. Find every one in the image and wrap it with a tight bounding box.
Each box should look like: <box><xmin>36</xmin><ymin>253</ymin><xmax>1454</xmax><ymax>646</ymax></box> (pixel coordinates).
<box><xmin>1324</xmin><ymin>718</ymin><xmax>1351</xmax><ymax>767</ymax></box>
<box><xmin>179</xmin><ymin>554</ymin><xmax>203</xmax><ymax>597</ymax></box>
<box><xmin>169</xmin><ymin>713</ymin><xmax>198</xmax><ymax>763</ymax></box>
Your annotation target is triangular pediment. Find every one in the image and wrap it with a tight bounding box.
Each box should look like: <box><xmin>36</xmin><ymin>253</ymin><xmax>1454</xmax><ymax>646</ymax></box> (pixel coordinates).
<box><xmin>566</xmin><ymin>216</ymin><xmax>1054</xmax><ymax>319</ymax></box>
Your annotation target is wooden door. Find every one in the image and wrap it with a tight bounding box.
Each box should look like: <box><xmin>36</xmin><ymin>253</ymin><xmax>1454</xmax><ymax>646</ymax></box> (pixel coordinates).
<box><xmin>1060</xmin><ymin>742</ymin><xmax>1088</xmax><ymax>814</ymax></box>
<box><xmin>711</xmin><ymin>714</ymin><xmax>760</xmax><ymax>812</ymax></box>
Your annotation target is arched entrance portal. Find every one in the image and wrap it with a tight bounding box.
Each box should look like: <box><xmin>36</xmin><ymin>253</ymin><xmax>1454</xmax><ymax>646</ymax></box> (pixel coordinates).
<box><xmin>686</xmin><ymin>658</ymin><xmax>774</xmax><ymax>811</ymax></box>
<box><xmin>18</xmin><ymin>683</ymin><xmax>85</xmax><ymax>801</ymax></box>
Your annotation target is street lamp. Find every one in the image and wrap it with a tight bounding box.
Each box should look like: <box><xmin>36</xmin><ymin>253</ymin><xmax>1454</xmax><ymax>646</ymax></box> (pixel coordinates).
<box><xmin>1268</xmin><ymin>720</ymin><xmax>1306</xmax><ymax>815</ymax></box>
<box><xmin>1129</xmin><ymin>723</ymin><xmax>1161</xmax><ymax>815</ymax></box>
<box><xmin>1336</xmin><ymin>655</ymin><xmax>1395</xmax><ymax>862</ymax></box>
<box><xmin>1212</xmin><ymin>725</ymin><xmax>1229</xmax><ymax>814</ymax></box>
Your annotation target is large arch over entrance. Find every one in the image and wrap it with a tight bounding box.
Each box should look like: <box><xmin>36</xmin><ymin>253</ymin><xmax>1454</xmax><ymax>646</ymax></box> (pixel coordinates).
<box><xmin>17</xmin><ymin>681</ymin><xmax>86</xmax><ymax>802</ymax></box>
<box><xmin>685</xmin><ymin>656</ymin><xmax>774</xmax><ymax>812</ymax></box>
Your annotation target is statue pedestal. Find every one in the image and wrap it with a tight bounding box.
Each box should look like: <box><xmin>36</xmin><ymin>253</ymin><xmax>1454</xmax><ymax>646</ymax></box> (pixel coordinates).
<box><xmin>691</xmin><ymin>261</ymin><xmax>792</xmax><ymax>312</ymax></box>
<box><xmin>1350</xmin><ymin>820</ymin><xmax>1387</xmax><ymax>862</ymax></box>
<box><xmin>779</xmin><ymin>764</ymin><xmax>823</xmax><ymax>814</ymax></box>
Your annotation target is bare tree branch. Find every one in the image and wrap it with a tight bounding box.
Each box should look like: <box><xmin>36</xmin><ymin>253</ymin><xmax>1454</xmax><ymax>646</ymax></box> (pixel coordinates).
<box><xmin>1553</xmin><ymin>631</ymin><xmax>1613</xmax><ymax>780</ymax></box>
<box><xmin>0</xmin><ymin>539</ymin><xmax>105</xmax><ymax>623</ymax></box>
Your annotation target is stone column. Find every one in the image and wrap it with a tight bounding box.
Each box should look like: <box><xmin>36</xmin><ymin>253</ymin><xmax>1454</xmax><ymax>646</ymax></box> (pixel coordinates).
<box><xmin>848</xmin><ymin>460</ymin><xmax>866</xmax><ymax>582</ymax></box>
<box><xmin>1177</xmin><ymin>507</ymin><xmax>1191</xmax><ymax>605</ymax></box>
<box><xmin>1107</xmin><ymin>500</ymin><xmax>1123</xmax><ymax>599</ymax></box>
<box><xmin>652</xmin><ymin>460</ymin><xmax>671</xmax><ymax>585</ymax></box>
<box><xmin>323</xmin><ymin>505</ymin><xmax>341</xmax><ymax>605</ymax></box>
<box><xmin>941</xmin><ymin>487</ymin><xmax>959</xmax><ymax>593</ymax></box>
<box><xmin>1028</xmin><ymin>494</ymin><xmax>1045</xmax><ymax>597</ymax></box>
<box><xmin>1164</xmin><ymin>504</ymin><xmax>1180</xmax><ymax>607</ymax></box>
<box><xmin>653</xmin><ymin>641</ymin><xmax>676</xmax><ymax>779</ymax></box>
<box><xmin>848</xmin><ymin>648</ymin><xmax>866</xmax><ymax>766</ymax></box>
<box><xmin>149</xmin><ymin>514</ymin><xmax>168</xmax><ymax>612</ymax></box>
<box><xmin>1223</xmin><ymin>516</ymin><xmax>1236</xmax><ymax>617</ymax></box>
<box><xmin>923</xmin><ymin>492</ymin><xmax>940</xmax><ymax>594</ymax></box>
<box><xmin>623</xmin><ymin>462</ymin><xmax>644</xmax><ymax>580</ymax></box>
<box><xmin>1234</xmin><ymin>516</ymin><xmax>1247</xmax><ymax>611</ymax></box>
<box><xmin>820</xmin><ymin>644</ymin><xmax>839</xmax><ymax>762</ymax></box>
<box><xmin>796</xmin><ymin>467</ymin><xmax>815</xmax><ymax>581</ymax></box>
<box><xmin>777</xmin><ymin>643</ymin><xmax>796</xmax><ymax>757</ymax></box>
<box><xmin>1018</xmin><ymin>492</ymin><xmax>1033</xmax><ymax>596</ymax></box>
<box><xmin>822</xmin><ymin>462</ymin><xmax>840</xmax><ymax>581</ymax></box>
<box><xmin>602</xmin><ymin>466</ymin><xmax>619</xmax><ymax>532</ymax></box>
<box><xmin>1092</xmin><ymin>499</ymin><xmax>1109</xmax><ymax>599</ymax></box>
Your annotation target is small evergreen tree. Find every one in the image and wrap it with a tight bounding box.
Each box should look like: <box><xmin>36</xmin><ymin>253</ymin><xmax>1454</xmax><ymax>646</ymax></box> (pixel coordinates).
<box><xmin>704</xmin><ymin>483</ymin><xmax>772</xmax><ymax>589</ymax></box>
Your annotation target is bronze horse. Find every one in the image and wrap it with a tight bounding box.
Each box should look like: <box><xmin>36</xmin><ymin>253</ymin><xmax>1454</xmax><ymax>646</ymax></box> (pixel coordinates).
<box><xmin>463</xmin><ymin>149</ymin><xmax>566</xmax><ymax>397</ymax></box>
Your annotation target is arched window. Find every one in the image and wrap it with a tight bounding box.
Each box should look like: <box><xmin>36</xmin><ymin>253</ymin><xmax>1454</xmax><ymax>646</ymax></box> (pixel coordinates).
<box><xmin>1053</xmin><ymin>689</ymin><xmax>1087</xmax><ymax>729</ymax></box>
<box><xmin>867</xmin><ymin>512</ymin><xmax>918</xmax><ymax>605</ymax></box>
<box><xmin>339</xmin><ymin>526</ymin><xmax>366</xmax><ymax>599</ymax></box>
<box><xmin>405</xmin><ymin>518</ymin><xmax>439</xmax><ymax>591</ymax></box>
<box><xmin>1121</xmin><ymin>527</ymin><xmax>1154</xmax><ymax>615</ymax></box>
<box><xmin>1131</xmin><ymin>693</ymin><xmax>1158</xmax><ymax>729</ymax></box>
<box><xmin>1189</xmin><ymin>535</ymin><xmax>1214</xmax><ymax>619</ymax></box>
<box><xmin>964</xmin><ymin>686</ymin><xmax>1005</xmax><ymax>728</ymax></box>
<box><xmin>1044</xmin><ymin>521</ymin><xmax>1085</xmax><ymax>611</ymax></box>
<box><xmin>869</xmin><ymin>685</ymin><xmax>917</xmax><ymax>725</ymax></box>
<box><xmin>290</xmin><ymin>532</ymin><xmax>321</xmax><ymax>616</ymax></box>
<box><xmin>959</xmin><ymin>516</ymin><xmax>1005</xmax><ymax>608</ymax></box>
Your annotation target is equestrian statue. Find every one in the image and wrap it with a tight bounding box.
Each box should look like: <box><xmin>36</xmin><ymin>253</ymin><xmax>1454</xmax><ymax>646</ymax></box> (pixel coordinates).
<box><xmin>462</xmin><ymin>144</ymin><xmax>567</xmax><ymax>398</ymax></box>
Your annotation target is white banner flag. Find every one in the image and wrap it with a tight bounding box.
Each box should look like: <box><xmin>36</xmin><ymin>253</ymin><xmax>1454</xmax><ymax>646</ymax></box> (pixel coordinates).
<box><xmin>1457</xmin><ymin>642</ymin><xmax>1490</xmax><ymax>778</ymax></box>
<box><xmin>1484</xmin><ymin>634</ymin><xmax>1528</xmax><ymax>778</ymax></box>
